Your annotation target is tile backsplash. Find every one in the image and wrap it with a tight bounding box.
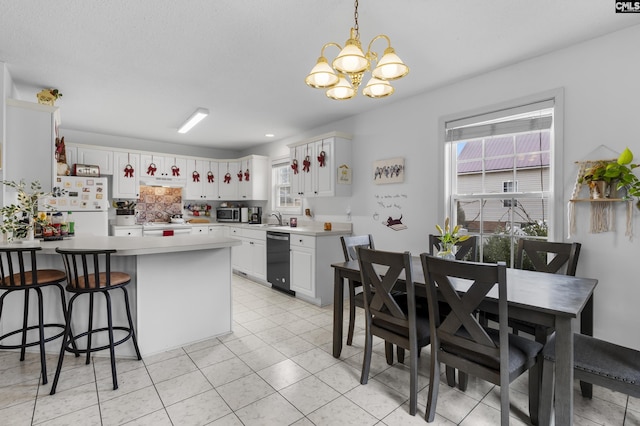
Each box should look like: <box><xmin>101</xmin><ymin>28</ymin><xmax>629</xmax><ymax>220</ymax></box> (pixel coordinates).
<box><xmin>136</xmin><ymin>186</ymin><xmax>182</xmax><ymax>222</ymax></box>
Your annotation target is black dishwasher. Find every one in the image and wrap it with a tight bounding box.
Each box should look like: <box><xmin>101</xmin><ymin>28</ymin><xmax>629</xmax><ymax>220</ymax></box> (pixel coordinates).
<box><xmin>266</xmin><ymin>231</ymin><xmax>293</xmax><ymax>295</ymax></box>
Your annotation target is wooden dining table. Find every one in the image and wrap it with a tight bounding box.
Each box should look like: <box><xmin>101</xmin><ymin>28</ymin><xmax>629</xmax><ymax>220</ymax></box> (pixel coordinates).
<box><xmin>331</xmin><ymin>258</ymin><xmax>597</xmax><ymax>425</ymax></box>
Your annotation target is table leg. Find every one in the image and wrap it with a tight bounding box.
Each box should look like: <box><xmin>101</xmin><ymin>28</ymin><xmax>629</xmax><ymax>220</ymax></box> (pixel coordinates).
<box><xmin>554</xmin><ymin>317</ymin><xmax>573</xmax><ymax>425</ymax></box>
<box><xmin>579</xmin><ymin>294</ymin><xmax>594</xmax><ymax>398</ymax></box>
<box><xmin>333</xmin><ymin>268</ymin><xmax>344</xmax><ymax>358</ymax></box>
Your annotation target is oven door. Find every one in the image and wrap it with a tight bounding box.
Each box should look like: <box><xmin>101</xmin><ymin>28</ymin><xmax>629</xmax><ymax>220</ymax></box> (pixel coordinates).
<box><xmin>143</xmin><ymin>228</ymin><xmax>192</xmax><ymax>237</ymax></box>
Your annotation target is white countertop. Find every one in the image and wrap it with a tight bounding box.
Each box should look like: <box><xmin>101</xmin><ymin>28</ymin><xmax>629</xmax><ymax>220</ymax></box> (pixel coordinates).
<box><xmin>8</xmin><ymin>235</ymin><xmax>240</xmax><ymax>256</ymax></box>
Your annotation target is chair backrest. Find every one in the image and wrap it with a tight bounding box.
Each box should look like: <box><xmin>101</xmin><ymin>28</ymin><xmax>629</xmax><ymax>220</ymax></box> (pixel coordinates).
<box><xmin>428</xmin><ymin>234</ymin><xmax>478</xmax><ymax>261</ymax></box>
<box><xmin>56</xmin><ymin>248</ymin><xmax>118</xmax><ymax>290</ymax></box>
<box><xmin>420</xmin><ymin>254</ymin><xmax>508</xmax><ymax>374</ymax></box>
<box><xmin>515</xmin><ymin>239</ymin><xmax>581</xmax><ymax>276</ymax></box>
<box><xmin>0</xmin><ymin>246</ymin><xmax>41</xmax><ymax>288</ymax></box>
<box><xmin>341</xmin><ymin>234</ymin><xmax>375</xmax><ymax>262</ymax></box>
<box><xmin>357</xmin><ymin>247</ymin><xmax>416</xmax><ymax>332</ymax></box>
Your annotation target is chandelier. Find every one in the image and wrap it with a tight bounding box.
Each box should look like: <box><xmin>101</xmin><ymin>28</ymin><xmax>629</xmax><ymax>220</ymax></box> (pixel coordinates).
<box><xmin>305</xmin><ymin>0</ymin><xmax>409</xmax><ymax>100</ymax></box>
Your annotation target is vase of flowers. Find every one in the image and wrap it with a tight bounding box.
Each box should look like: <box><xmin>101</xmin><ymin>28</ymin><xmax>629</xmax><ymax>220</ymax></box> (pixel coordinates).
<box><xmin>0</xmin><ymin>180</ymin><xmax>51</xmax><ymax>243</ymax></box>
<box><xmin>435</xmin><ymin>217</ymin><xmax>470</xmax><ymax>260</ymax></box>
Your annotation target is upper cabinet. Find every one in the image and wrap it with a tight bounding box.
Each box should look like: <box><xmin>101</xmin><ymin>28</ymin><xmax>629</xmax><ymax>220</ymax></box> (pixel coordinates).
<box><xmin>185</xmin><ymin>159</ymin><xmax>218</xmax><ymax>201</ymax></box>
<box><xmin>238</xmin><ymin>155</ymin><xmax>269</xmax><ymax>200</ymax></box>
<box><xmin>5</xmin><ymin>99</ymin><xmax>59</xmax><ymax>190</ymax></box>
<box><xmin>76</xmin><ymin>145</ymin><xmax>114</xmax><ymax>175</ymax></box>
<box><xmin>217</xmin><ymin>160</ymin><xmax>240</xmax><ymax>200</ymax></box>
<box><xmin>140</xmin><ymin>154</ymin><xmax>187</xmax><ymax>184</ymax></box>
<box><xmin>288</xmin><ymin>132</ymin><xmax>352</xmax><ymax>198</ymax></box>
<box><xmin>112</xmin><ymin>151</ymin><xmax>140</xmax><ymax>199</ymax></box>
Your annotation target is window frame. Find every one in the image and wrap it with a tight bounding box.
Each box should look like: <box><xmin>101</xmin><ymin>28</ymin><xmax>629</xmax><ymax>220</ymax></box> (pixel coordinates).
<box><xmin>438</xmin><ymin>89</ymin><xmax>565</xmax><ymax>264</ymax></box>
<box><xmin>271</xmin><ymin>155</ymin><xmax>302</xmax><ymax>214</ymax></box>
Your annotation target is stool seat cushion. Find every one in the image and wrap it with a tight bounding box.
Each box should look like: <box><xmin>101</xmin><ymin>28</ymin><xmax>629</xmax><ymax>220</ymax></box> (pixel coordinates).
<box><xmin>544</xmin><ymin>333</ymin><xmax>640</xmax><ymax>386</ymax></box>
<box><xmin>1</xmin><ymin>269</ymin><xmax>66</xmax><ymax>288</ymax></box>
<box><xmin>70</xmin><ymin>272</ymin><xmax>131</xmax><ymax>290</ymax></box>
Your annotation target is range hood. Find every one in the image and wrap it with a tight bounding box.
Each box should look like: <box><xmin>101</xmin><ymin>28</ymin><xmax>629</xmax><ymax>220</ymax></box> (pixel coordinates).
<box><xmin>140</xmin><ymin>177</ymin><xmax>186</xmax><ymax>188</ymax></box>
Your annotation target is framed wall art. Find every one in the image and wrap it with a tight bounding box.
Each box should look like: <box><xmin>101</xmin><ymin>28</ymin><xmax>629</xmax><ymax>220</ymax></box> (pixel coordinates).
<box><xmin>373</xmin><ymin>157</ymin><xmax>404</xmax><ymax>184</ymax></box>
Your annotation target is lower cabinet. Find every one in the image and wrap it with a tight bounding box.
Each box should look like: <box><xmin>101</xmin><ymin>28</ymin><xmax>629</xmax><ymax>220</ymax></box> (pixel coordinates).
<box><xmin>111</xmin><ymin>226</ymin><xmax>143</xmax><ymax>237</ymax></box>
<box><xmin>230</xmin><ymin>227</ymin><xmax>266</xmax><ymax>281</ymax></box>
<box><xmin>290</xmin><ymin>235</ymin><xmax>315</xmax><ymax>298</ymax></box>
<box><xmin>191</xmin><ymin>225</ymin><xmax>209</xmax><ymax>235</ymax></box>
<box><xmin>289</xmin><ymin>233</ymin><xmax>349</xmax><ymax>306</ymax></box>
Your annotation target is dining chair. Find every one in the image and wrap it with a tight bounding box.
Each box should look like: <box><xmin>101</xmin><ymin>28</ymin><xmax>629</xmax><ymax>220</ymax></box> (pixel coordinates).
<box><xmin>428</xmin><ymin>234</ymin><xmax>478</xmax><ymax>261</ymax></box>
<box><xmin>420</xmin><ymin>254</ymin><xmax>543</xmax><ymax>425</ymax></box>
<box><xmin>539</xmin><ymin>333</ymin><xmax>640</xmax><ymax>426</ymax></box>
<box><xmin>340</xmin><ymin>234</ymin><xmax>375</xmax><ymax>346</ymax></box>
<box><xmin>357</xmin><ymin>247</ymin><xmax>430</xmax><ymax>416</ymax></box>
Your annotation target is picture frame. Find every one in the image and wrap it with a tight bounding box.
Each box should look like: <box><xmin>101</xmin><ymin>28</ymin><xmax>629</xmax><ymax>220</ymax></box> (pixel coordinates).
<box><xmin>373</xmin><ymin>157</ymin><xmax>405</xmax><ymax>184</ymax></box>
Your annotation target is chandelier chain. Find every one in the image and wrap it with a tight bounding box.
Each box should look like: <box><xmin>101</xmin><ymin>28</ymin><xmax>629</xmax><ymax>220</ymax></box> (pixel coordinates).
<box><xmin>353</xmin><ymin>0</ymin><xmax>359</xmax><ymax>37</ymax></box>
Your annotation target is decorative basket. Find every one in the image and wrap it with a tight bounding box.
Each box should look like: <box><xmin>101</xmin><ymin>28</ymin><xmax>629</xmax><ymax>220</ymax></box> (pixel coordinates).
<box><xmin>36</xmin><ymin>89</ymin><xmax>57</xmax><ymax>106</ymax></box>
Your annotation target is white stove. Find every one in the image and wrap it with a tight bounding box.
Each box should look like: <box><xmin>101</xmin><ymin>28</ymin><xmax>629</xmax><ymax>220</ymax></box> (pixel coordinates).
<box><xmin>142</xmin><ymin>222</ymin><xmax>192</xmax><ymax>236</ymax></box>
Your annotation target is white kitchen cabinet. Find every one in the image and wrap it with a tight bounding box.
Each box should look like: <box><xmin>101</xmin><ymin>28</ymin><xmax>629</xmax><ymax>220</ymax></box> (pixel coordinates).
<box><xmin>289</xmin><ymin>232</ymin><xmax>349</xmax><ymax>306</ymax></box>
<box><xmin>208</xmin><ymin>225</ymin><xmax>226</xmax><ymax>238</ymax></box>
<box><xmin>140</xmin><ymin>154</ymin><xmax>187</xmax><ymax>183</ymax></box>
<box><xmin>5</xmin><ymin>99</ymin><xmax>59</xmax><ymax>191</ymax></box>
<box><xmin>112</xmin><ymin>151</ymin><xmax>140</xmax><ymax>199</ymax></box>
<box><xmin>185</xmin><ymin>159</ymin><xmax>218</xmax><ymax>201</ymax></box>
<box><xmin>217</xmin><ymin>160</ymin><xmax>239</xmax><ymax>200</ymax></box>
<box><xmin>76</xmin><ymin>145</ymin><xmax>114</xmax><ymax>175</ymax></box>
<box><xmin>237</xmin><ymin>155</ymin><xmax>269</xmax><ymax>200</ymax></box>
<box><xmin>229</xmin><ymin>227</ymin><xmax>266</xmax><ymax>281</ymax></box>
<box><xmin>290</xmin><ymin>235</ymin><xmax>315</xmax><ymax>298</ymax></box>
<box><xmin>191</xmin><ymin>225</ymin><xmax>209</xmax><ymax>235</ymax></box>
<box><xmin>111</xmin><ymin>225</ymin><xmax>143</xmax><ymax>237</ymax></box>
<box><xmin>288</xmin><ymin>132</ymin><xmax>352</xmax><ymax>198</ymax></box>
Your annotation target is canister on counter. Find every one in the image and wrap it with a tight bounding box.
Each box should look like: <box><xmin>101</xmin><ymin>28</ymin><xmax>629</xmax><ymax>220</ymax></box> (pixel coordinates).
<box><xmin>324</xmin><ymin>222</ymin><xmax>332</xmax><ymax>231</ymax></box>
<box><xmin>290</xmin><ymin>217</ymin><xmax>297</xmax><ymax>227</ymax></box>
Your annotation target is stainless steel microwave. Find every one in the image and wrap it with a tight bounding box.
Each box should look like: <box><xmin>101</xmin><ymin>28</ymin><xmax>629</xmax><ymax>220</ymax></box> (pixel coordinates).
<box><xmin>216</xmin><ymin>207</ymin><xmax>240</xmax><ymax>222</ymax></box>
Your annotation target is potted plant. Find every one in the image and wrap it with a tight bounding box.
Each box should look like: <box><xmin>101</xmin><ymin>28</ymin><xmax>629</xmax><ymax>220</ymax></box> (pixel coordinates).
<box><xmin>0</xmin><ymin>180</ymin><xmax>51</xmax><ymax>242</ymax></box>
<box><xmin>435</xmin><ymin>217</ymin><xmax>470</xmax><ymax>259</ymax></box>
<box><xmin>579</xmin><ymin>147</ymin><xmax>640</xmax><ymax>204</ymax></box>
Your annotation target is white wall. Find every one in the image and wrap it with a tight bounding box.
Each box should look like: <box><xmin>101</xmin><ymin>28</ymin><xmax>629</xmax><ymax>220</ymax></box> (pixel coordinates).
<box><xmin>246</xmin><ymin>24</ymin><xmax>640</xmax><ymax>349</ymax></box>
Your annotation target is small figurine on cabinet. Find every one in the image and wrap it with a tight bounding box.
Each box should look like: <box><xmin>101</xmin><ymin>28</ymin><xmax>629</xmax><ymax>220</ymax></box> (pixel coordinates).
<box><xmin>55</xmin><ymin>136</ymin><xmax>70</xmax><ymax>176</ymax></box>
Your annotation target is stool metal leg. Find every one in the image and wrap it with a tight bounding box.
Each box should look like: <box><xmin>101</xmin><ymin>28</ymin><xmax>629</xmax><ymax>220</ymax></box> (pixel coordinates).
<box><xmin>104</xmin><ymin>290</ymin><xmax>118</xmax><ymax>390</ymax></box>
<box><xmin>50</xmin><ymin>292</ymin><xmax>79</xmax><ymax>395</ymax></box>
<box><xmin>86</xmin><ymin>293</ymin><xmax>94</xmax><ymax>365</ymax></box>
<box><xmin>35</xmin><ymin>288</ymin><xmax>48</xmax><ymax>385</ymax></box>
<box><xmin>122</xmin><ymin>287</ymin><xmax>142</xmax><ymax>360</ymax></box>
<box><xmin>20</xmin><ymin>289</ymin><xmax>30</xmax><ymax>361</ymax></box>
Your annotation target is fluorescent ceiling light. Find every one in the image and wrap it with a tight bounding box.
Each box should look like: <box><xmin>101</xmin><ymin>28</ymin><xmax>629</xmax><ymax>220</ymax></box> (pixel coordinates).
<box><xmin>178</xmin><ymin>108</ymin><xmax>209</xmax><ymax>133</ymax></box>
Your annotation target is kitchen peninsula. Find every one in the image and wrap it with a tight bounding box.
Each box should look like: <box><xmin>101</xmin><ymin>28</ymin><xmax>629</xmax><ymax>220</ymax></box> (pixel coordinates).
<box><xmin>20</xmin><ymin>234</ymin><xmax>240</xmax><ymax>357</ymax></box>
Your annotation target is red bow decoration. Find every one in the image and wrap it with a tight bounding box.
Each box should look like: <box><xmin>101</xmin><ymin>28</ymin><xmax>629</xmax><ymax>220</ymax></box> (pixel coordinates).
<box><xmin>224</xmin><ymin>172</ymin><xmax>231</xmax><ymax>184</ymax></box>
<box><xmin>192</xmin><ymin>171</ymin><xmax>200</xmax><ymax>182</ymax></box>
<box><xmin>172</xmin><ymin>165</ymin><xmax>180</xmax><ymax>176</ymax></box>
<box><xmin>317</xmin><ymin>150</ymin><xmax>326</xmax><ymax>167</ymax></box>
<box><xmin>207</xmin><ymin>171</ymin><xmax>214</xmax><ymax>183</ymax></box>
<box><xmin>303</xmin><ymin>155</ymin><xmax>311</xmax><ymax>173</ymax></box>
<box><xmin>147</xmin><ymin>163</ymin><xmax>157</xmax><ymax>176</ymax></box>
<box><xmin>237</xmin><ymin>171</ymin><xmax>243</xmax><ymax>182</ymax></box>
<box><xmin>244</xmin><ymin>169</ymin><xmax>250</xmax><ymax>181</ymax></box>
<box><xmin>291</xmin><ymin>159</ymin><xmax>299</xmax><ymax>174</ymax></box>
<box><xmin>124</xmin><ymin>164</ymin><xmax>134</xmax><ymax>178</ymax></box>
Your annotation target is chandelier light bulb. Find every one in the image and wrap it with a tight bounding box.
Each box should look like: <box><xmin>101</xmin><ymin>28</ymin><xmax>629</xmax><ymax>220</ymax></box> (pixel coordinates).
<box><xmin>372</xmin><ymin>47</ymin><xmax>409</xmax><ymax>80</ymax></box>
<box><xmin>362</xmin><ymin>77</ymin><xmax>394</xmax><ymax>98</ymax></box>
<box><xmin>305</xmin><ymin>57</ymin><xmax>339</xmax><ymax>88</ymax></box>
<box><xmin>326</xmin><ymin>74</ymin><xmax>356</xmax><ymax>100</ymax></box>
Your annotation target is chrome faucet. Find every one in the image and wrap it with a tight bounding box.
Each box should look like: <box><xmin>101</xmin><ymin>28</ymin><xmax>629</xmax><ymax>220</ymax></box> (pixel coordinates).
<box><xmin>271</xmin><ymin>211</ymin><xmax>283</xmax><ymax>226</ymax></box>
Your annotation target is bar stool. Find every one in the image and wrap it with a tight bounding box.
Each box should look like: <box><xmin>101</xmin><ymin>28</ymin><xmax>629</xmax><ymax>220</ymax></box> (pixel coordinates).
<box><xmin>0</xmin><ymin>246</ymin><xmax>68</xmax><ymax>385</ymax></box>
<box><xmin>50</xmin><ymin>248</ymin><xmax>142</xmax><ymax>395</ymax></box>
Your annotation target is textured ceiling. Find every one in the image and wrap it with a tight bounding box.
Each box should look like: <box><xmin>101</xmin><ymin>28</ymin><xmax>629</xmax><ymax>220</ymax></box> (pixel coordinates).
<box><xmin>1</xmin><ymin>1</ymin><xmax>638</xmax><ymax>151</ymax></box>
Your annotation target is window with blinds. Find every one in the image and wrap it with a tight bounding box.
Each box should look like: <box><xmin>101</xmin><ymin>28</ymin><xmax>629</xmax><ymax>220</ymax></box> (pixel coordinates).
<box><xmin>444</xmin><ymin>99</ymin><xmax>557</xmax><ymax>266</ymax></box>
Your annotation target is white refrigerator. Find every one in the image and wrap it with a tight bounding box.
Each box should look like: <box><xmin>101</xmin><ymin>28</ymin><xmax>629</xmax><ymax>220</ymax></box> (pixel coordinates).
<box><xmin>42</xmin><ymin>176</ymin><xmax>110</xmax><ymax>236</ymax></box>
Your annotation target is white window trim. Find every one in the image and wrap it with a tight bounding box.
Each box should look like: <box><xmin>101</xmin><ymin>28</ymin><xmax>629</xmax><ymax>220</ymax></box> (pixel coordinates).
<box><xmin>271</xmin><ymin>155</ymin><xmax>302</xmax><ymax>215</ymax></box>
<box><xmin>438</xmin><ymin>88</ymin><xmax>565</xmax><ymax>242</ymax></box>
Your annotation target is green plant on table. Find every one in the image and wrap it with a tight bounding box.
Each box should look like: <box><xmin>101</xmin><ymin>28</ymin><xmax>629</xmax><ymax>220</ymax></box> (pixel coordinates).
<box><xmin>1</xmin><ymin>180</ymin><xmax>51</xmax><ymax>240</ymax></box>
<box><xmin>435</xmin><ymin>217</ymin><xmax>470</xmax><ymax>257</ymax></box>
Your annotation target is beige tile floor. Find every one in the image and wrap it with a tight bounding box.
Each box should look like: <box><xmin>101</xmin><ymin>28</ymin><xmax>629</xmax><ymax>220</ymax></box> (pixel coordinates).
<box><xmin>0</xmin><ymin>274</ymin><xmax>638</xmax><ymax>425</ymax></box>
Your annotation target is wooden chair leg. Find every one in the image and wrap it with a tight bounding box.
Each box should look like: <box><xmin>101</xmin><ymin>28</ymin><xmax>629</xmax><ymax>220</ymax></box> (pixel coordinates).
<box><xmin>458</xmin><ymin>371</ymin><xmax>468</xmax><ymax>391</ymax></box>
<box><xmin>446</xmin><ymin>366</ymin><xmax>456</xmax><ymax>387</ymax></box>
<box><xmin>347</xmin><ymin>281</ymin><xmax>356</xmax><ymax>346</ymax></box>
<box><xmin>397</xmin><ymin>346</ymin><xmax>405</xmax><ymax>364</ymax></box>
<box><xmin>425</xmin><ymin>350</ymin><xmax>440</xmax><ymax>422</ymax></box>
<box><xmin>385</xmin><ymin>341</ymin><xmax>394</xmax><ymax>365</ymax></box>
<box><xmin>409</xmin><ymin>342</ymin><xmax>418</xmax><ymax>415</ymax></box>
<box><xmin>361</xmin><ymin>329</ymin><xmax>373</xmax><ymax>384</ymax></box>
